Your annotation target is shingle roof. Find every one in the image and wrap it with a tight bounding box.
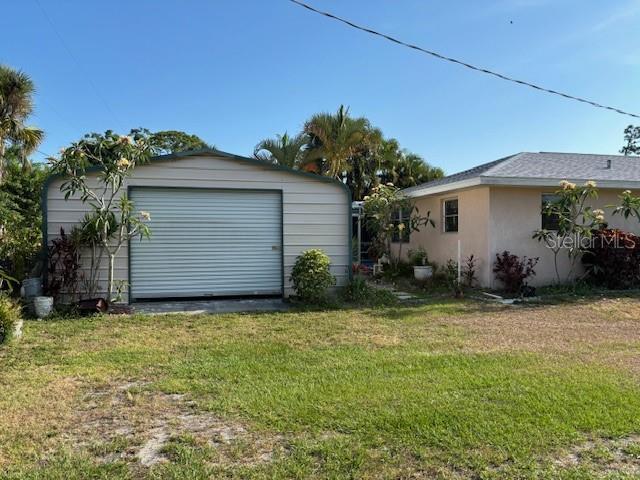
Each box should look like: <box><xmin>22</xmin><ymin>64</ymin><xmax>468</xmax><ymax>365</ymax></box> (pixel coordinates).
<box><xmin>404</xmin><ymin>152</ymin><xmax>640</xmax><ymax>196</ymax></box>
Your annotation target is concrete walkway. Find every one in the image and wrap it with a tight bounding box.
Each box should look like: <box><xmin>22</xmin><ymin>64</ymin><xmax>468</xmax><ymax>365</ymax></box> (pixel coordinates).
<box><xmin>133</xmin><ymin>298</ymin><xmax>289</xmax><ymax>315</ymax></box>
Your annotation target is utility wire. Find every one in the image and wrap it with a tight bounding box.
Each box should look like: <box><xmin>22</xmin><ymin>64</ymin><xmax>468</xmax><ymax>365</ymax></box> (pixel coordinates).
<box><xmin>34</xmin><ymin>0</ymin><xmax>126</xmax><ymax>130</ymax></box>
<box><xmin>288</xmin><ymin>0</ymin><xmax>640</xmax><ymax>119</ymax></box>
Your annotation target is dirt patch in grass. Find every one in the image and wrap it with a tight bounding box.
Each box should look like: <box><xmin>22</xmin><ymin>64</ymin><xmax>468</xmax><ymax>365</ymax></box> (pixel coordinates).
<box><xmin>59</xmin><ymin>380</ymin><xmax>287</xmax><ymax>469</ymax></box>
<box><xmin>553</xmin><ymin>434</ymin><xmax>640</xmax><ymax>476</ymax></box>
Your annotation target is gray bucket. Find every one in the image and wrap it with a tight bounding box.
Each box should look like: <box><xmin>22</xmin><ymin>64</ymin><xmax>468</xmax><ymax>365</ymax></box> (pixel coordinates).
<box><xmin>23</xmin><ymin>277</ymin><xmax>43</xmax><ymax>298</ymax></box>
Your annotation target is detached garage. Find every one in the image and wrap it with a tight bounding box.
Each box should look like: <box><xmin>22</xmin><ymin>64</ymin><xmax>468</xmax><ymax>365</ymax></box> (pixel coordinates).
<box><xmin>44</xmin><ymin>150</ymin><xmax>352</xmax><ymax>303</ymax></box>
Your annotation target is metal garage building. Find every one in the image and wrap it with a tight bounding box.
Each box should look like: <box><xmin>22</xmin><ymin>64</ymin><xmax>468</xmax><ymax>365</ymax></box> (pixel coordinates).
<box><xmin>44</xmin><ymin>150</ymin><xmax>352</xmax><ymax>303</ymax></box>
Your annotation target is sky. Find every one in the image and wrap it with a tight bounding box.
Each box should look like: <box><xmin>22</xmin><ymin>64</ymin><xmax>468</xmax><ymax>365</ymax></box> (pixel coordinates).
<box><xmin>3</xmin><ymin>0</ymin><xmax>640</xmax><ymax>175</ymax></box>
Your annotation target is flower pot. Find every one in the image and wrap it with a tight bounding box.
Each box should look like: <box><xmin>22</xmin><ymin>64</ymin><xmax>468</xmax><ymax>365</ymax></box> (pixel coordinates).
<box><xmin>413</xmin><ymin>265</ymin><xmax>433</xmax><ymax>281</ymax></box>
<box><xmin>13</xmin><ymin>318</ymin><xmax>23</xmax><ymax>339</ymax></box>
<box><xmin>33</xmin><ymin>296</ymin><xmax>54</xmax><ymax>319</ymax></box>
<box><xmin>23</xmin><ymin>277</ymin><xmax>42</xmax><ymax>299</ymax></box>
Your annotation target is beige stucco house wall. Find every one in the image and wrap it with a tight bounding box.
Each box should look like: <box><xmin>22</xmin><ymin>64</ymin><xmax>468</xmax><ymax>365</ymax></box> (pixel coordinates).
<box><xmin>401</xmin><ymin>185</ymin><xmax>640</xmax><ymax>288</ymax></box>
<box><xmin>44</xmin><ymin>151</ymin><xmax>351</xmax><ymax>302</ymax></box>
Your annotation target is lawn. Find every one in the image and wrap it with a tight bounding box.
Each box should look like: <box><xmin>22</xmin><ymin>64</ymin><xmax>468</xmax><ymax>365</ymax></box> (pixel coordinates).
<box><xmin>2</xmin><ymin>298</ymin><xmax>640</xmax><ymax>479</ymax></box>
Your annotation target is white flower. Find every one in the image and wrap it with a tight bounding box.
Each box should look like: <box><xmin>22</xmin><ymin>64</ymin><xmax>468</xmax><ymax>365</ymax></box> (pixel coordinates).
<box><xmin>595</xmin><ymin>214</ymin><xmax>605</xmax><ymax>223</ymax></box>
<box><xmin>585</xmin><ymin>180</ymin><xmax>597</xmax><ymax>188</ymax></box>
<box><xmin>139</xmin><ymin>211</ymin><xmax>151</xmax><ymax>221</ymax></box>
<box><xmin>386</xmin><ymin>182</ymin><xmax>394</xmax><ymax>187</ymax></box>
<box><xmin>592</xmin><ymin>209</ymin><xmax>605</xmax><ymax>216</ymax></box>
<box><xmin>363</xmin><ymin>196</ymin><xmax>370</xmax><ymax>201</ymax></box>
<box><xmin>120</xmin><ymin>135</ymin><xmax>131</xmax><ymax>144</ymax></box>
<box><xmin>623</xmin><ymin>190</ymin><xmax>632</xmax><ymax>195</ymax></box>
<box><xmin>397</xmin><ymin>223</ymin><xmax>405</xmax><ymax>231</ymax></box>
<box><xmin>559</xmin><ymin>180</ymin><xmax>576</xmax><ymax>190</ymax></box>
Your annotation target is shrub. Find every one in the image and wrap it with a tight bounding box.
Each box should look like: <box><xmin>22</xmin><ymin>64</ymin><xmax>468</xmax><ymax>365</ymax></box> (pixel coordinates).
<box><xmin>461</xmin><ymin>254</ymin><xmax>478</xmax><ymax>288</ymax></box>
<box><xmin>291</xmin><ymin>249</ymin><xmax>335</xmax><ymax>303</ymax></box>
<box><xmin>46</xmin><ymin>228</ymin><xmax>82</xmax><ymax>302</ymax></box>
<box><xmin>0</xmin><ymin>295</ymin><xmax>22</xmax><ymax>344</ymax></box>
<box><xmin>583</xmin><ymin>229</ymin><xmax>640</xmax><ymax>289</ymax></box>
<box><xmin>340</xmin><ymin>277</ymin><xmax>398</xmax><ymax>307</ymax></box>
<box><xmin>408</xmin><ymin>246</ymin><xmax>428</xmax><ymax>266</ymax></box>
<box><xmin>380</xmin><ymin>260</ymin><xmax>414</xmax><ymax>281</ymax></box>
<box><xmin>444</xmin><ymin>260</ymin><xmax>463</xmax><ymax>297</ymax></box>
<box><xmin>493</xmin><ymin>251</ymin><xmax>539</xmax><ymax>294</ymax></box>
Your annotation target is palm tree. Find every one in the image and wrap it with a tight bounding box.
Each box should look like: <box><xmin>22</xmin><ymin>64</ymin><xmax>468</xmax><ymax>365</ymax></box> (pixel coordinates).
<box><xmin>303</xmin><ymin>105</ymin><xmax>373</xmax><ymax>179</ymax></box>
<box><xmin>379</xmin><ymin>142</ymin><xmax>444</xmax><ymax>189</ymax></box>
<box><xmin>253</xmin><ymin>132</ymin><xmax>308</xmax><ymax>168</ymax></box>
<box><xmin>0</xmin><ymin>66</ymin><xmax>44</xmax><ymax>181</ymax></box>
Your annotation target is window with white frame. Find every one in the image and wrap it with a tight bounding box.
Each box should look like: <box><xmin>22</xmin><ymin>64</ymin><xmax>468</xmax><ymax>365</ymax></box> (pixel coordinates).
<box><xmin>443</xmin><ymin>198</ymin><xmax>459</xmax><ymax>233</ymax></box>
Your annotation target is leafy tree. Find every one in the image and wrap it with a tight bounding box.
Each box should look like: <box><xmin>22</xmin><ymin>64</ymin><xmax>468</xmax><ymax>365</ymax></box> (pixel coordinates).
<box><xmin>363</xmin><ymin>184</ymin><xmax>434</xmax><ymax>266</ymax></box>
<box><xmin>0</xmin><ymin>65</ymin><xmax>44</xmax><ymax>181</ymax></box>
<box><xmin>50</xmin><ymin>130</ymin><xmax>155</xmax><ymax>302</ymax></box>
<box><xmin>532</xmin><ymin>180</ymin><xmax>603</xmax><ymax>283</ymax></box>
<box><xmin>0</xmin><ymin>148</ymin><xmax>48</xmax><ymax>282</ymax></box>
<box><xmin>254</xmin><ymin>132</ymin><xmax>308</xmax><ymax>168</ymax></box>
<box><xmin>621</xmin><ymin>125</ymin><xmax>640</xmax><ymax>155</ymax></box>
<box><xmin>303</xmin><ymin>105</ymin><xmax>377</xmax><ymax>179</ymax></box>
<box><xmin>147</xmin><ymin>130</ymin><xmax>211</xmax><ymax>155</ymax></box>
<box><xmin>378</xmin><ymin>139</ymin><xmax>444</xmax><ymax>189</ymax></box>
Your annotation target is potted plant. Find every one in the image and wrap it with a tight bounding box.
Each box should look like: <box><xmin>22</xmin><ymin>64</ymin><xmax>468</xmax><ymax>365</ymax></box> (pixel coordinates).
<box><xmin>409</xmin><ymin>247</ymin><xmax>433</xmax><ymax>280</ymax></box>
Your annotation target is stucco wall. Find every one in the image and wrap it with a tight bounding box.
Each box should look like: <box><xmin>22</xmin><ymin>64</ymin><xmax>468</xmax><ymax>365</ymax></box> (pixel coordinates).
<box><xmin>45</xmin><ymin>154</ymin><xmax>350</xmax><ymax>301</ymax></box>
<box><xmin>488</xmin><ymin>186</ymin><xmax>640</xmax><ymax>287</ymax></box>
<box><xmin>403</xmin><ymin>185</ymin><xmax>640</xmax><ymax>289</ymax></box>
<box><xmin>401</xmin><ymin>186</ymin><xmax>492</xmax><ymax>285</ymax></box>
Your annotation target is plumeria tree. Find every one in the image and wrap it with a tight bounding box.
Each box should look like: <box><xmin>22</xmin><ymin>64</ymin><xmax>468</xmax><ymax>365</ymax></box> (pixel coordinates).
<box><xmin>50</xmin><ymin>130</ymin><xmax>154</xmax><ymax>302</ymax></box>
<box><xmin>612</xmin><ymin>189</ymin><xmax>640</xmax><ymax>220</ymax></box>
<box><xmin>363</xmin><ymin>183</ymin><xmax>434</xmax><ymax>267</ymax></box>
<box><xmin>532</xmin><ymin>180</ymin><xmax>604</xmax><ymax>283</ymax></box>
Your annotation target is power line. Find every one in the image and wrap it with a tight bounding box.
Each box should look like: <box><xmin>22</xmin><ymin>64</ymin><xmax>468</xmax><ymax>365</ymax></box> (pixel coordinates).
<box><xmin>33</xmin><ymin>0</ymin><xmax>126</xmax><ymax>130</ymax></box>
<box><xmin>288</xmin><ymin>0</ymin><xmax>640</xmax><ymax>119</ymax></box>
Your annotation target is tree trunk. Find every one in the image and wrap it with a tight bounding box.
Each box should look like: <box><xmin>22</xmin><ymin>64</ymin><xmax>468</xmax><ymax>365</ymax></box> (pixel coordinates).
<box><xmin>0</xmin><ymin>138</ymin><xmax>5</xmax><ymax>184</ymax></box>
<box><xmin>108</xmin><ymin>253</ymin><xmax>116</xmax><ymax>303</ymax></box>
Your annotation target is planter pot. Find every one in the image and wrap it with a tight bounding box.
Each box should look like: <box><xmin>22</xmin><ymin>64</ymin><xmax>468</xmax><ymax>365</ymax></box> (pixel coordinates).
<box><xmin>413</xmin><ymin>265</ymin><xmax>433</xmax><ymax>281</ymax></box>
<box><xmin>33</xmin><ymin>296</ymin><xmax>54</xmax><ymax>319</ymax></box>
<box><xmin>13</xmin><ymin>318</ymin><xmax>24</xmax><ymax>339</ymax></box>
<box><xmin>23</xmin><ymin>277</ymin><xmax>42</xmax><ymax>299</ymax></box>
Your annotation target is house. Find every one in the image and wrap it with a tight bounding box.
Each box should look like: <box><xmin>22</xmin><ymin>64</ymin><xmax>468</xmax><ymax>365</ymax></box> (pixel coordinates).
<box><xmin>400</xmin><ymin>152</ymin><xmax>640</xmax><ymax>287</ymax></box>
<box><xmin>43</xmin><ymin>149</ymin><xmax>352</xmax><ymax>303</ymax></box>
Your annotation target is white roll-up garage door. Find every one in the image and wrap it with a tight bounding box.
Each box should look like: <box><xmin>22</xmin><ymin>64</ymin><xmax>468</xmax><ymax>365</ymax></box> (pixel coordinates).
<box><xmin>129</xmin><ymin>187</ymin><xmax>283</xmax><ymax>300</ymax></box>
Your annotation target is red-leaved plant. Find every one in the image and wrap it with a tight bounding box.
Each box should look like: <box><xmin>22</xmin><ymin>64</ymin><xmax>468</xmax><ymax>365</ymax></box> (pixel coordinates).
<box><xmin>493</xmin><ymin>251</ymin><xmax>539</xmax><ymax>294</ymax></box>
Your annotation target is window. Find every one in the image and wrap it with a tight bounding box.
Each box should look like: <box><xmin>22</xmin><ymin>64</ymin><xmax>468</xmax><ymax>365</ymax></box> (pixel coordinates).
<box><xmin>541</xmin><ymin>194</ymin><xmax>560</xmax><ymax>230</ymax></box>
<box><xmin>443</xmin><ymin>198</ymin><xmax>458</xmax><ymax>233</ymax></box>
<box><xmin>392</xmin><ymin>208</ymin><xmax>411</xmax><ymax>243</ymax></box>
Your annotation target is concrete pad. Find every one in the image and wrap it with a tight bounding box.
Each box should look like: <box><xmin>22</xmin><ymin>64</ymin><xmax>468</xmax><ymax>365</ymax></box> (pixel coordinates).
<box><xmin>132</xmin><ymin>298</ymin><xmax>289</xmax><ymax>315</ymax></box>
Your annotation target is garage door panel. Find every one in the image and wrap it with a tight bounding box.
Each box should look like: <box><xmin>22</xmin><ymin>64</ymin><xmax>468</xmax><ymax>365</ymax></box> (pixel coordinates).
<box><xmin>130</xmin><ymin>188</ymin><xmax>283</xmax><ymax>300</ymax></box>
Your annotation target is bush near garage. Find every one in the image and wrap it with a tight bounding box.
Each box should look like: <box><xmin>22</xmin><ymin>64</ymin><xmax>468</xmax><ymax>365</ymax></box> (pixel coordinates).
<box><xmin>291</xmin><ymin>249</ymin><xmax>335</xmax><ymax>303</ymax></box>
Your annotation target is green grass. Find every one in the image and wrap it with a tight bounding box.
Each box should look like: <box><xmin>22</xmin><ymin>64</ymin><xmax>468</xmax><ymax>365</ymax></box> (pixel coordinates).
<box><xmin>2</xmin><ymin>298</ymin><xmax>640</xmax><ymax>479</ymax></box>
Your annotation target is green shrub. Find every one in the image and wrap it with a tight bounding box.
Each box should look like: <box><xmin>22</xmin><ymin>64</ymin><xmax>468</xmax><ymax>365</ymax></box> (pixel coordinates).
<box><xmin>379</xmin><ymin>260</ymin><xmax>414</xmax><ymax>281</ymax></box>
<box><xmin>291</xmin><ymin>249</ymin><xmax>335</xmax><ymax>303</ymax></box>
<box><xmin>341</xmin><ymin>277</ymin><xmax>398</xmax><ymax>307</ymax></box>
<box><xmin>0</xmin><ymin>295</ymin><xmax>22</xmax><ymax>344</ymax></box>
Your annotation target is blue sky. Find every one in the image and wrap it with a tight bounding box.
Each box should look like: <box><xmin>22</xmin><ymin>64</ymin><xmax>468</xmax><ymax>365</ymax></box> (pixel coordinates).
<box><xmin>3</xmin><ymin>0</ymin><xmax>639</xmax><ymax>174</ymax></box>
